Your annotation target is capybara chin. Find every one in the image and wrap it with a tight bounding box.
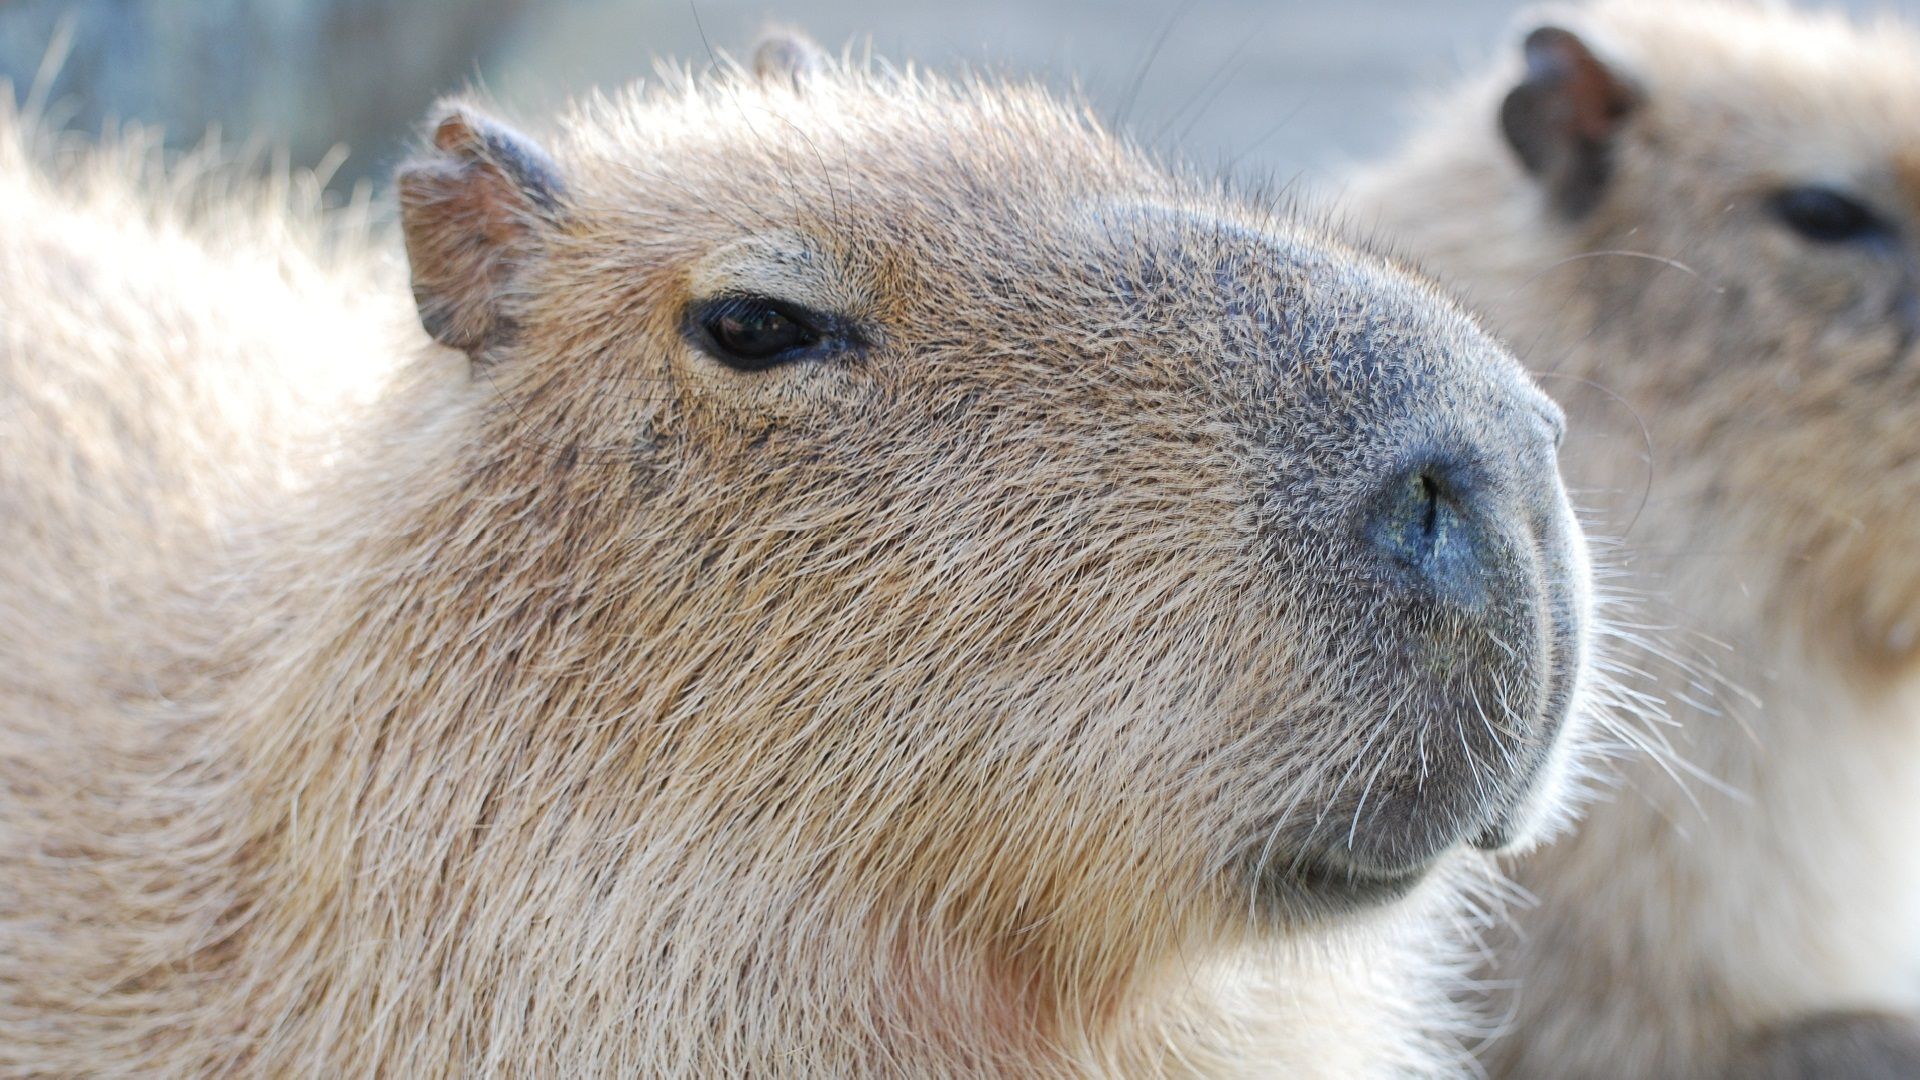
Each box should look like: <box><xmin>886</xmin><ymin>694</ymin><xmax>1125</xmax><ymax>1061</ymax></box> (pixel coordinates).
<box><xmin>1352</xmin><ymin>1</ymin><xmax>1920</xmax><ymax>1076</ymax></box>
<box><xmin>0</xmin><ymin>35</ymin><xmax>1594</xmax><ymax>1076</ymax></box>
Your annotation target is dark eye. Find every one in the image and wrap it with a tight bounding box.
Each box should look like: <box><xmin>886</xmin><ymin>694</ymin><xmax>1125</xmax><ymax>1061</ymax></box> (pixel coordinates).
<box><xmin>691</xmin><ymin>296</ymin><xmax>823</xmax><ymax>371</ymax></box>
<box><xmin>1768</xmin><ymin>185</ymin><xmax>1894</xmax><ymax>245</ymax></box>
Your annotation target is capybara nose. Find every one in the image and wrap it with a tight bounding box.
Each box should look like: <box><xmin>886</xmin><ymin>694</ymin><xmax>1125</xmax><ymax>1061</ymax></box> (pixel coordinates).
<box><xmin>1365</xmin><ymin>458</ymin><xmax>1498</xmax><ymax>609</ymax></box>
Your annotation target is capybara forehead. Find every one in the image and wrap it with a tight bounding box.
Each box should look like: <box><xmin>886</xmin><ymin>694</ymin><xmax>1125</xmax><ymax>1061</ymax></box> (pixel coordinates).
<box><xmin>1584</xmin><ymin>1</ymin><xmax>1920</xmax><ymax>176</ymax></box>
<box><xmin>539</xmin><ymin>71</ymin><xmax>1499</xmax><ymax>384</ymax></box>
<box><xmin>554</xmin><ymin>71</ymin><xmax>1154</xmax><ymax>237</ymax></box>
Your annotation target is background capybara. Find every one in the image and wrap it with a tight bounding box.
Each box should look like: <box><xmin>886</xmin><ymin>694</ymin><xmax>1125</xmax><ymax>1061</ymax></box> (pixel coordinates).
<box><xmin>1352</xmin><ymin>1</ymin><xmax>1920</xmax><ymax>1075</ymax></box>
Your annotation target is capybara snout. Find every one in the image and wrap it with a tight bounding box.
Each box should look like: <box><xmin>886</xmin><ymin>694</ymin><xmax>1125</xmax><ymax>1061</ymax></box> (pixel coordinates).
<box><xmin>1147</xmin><ymin>224</ymin><xmax>1590</xmax><ymax>906</ymax></box>
<box><xmin>1343</xmin><ymin>384</ymin><xmax>1586</xmax><ymax>857</ymax></box>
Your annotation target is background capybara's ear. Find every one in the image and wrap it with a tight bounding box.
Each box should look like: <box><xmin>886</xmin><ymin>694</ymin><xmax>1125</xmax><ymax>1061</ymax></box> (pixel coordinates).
<box><xmin>1499</xmin><ymin>25</ymin><xmax>1641</xmax><ymax>218</ymax></box>
<box><xmin>752</xmin><ymin>28</ymin><xmax>828</xmax><ymax>89</ymax></box>
<box><xmin>396</xmin><ymin>103</ymin><xmax>567</xmax><ymax>356</ymax></box>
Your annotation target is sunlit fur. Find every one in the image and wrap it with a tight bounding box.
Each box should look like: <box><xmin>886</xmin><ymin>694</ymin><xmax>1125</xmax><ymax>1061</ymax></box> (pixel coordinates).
<box><xmin>1352</xmin><ymin>1</ymin><xmax>1920</xmax><ymax>1075</ymax></box>
<box><xmin>0</xmin><ymin>48</ymin><xmax>1591</xmax><ymax>1076</ymax></box>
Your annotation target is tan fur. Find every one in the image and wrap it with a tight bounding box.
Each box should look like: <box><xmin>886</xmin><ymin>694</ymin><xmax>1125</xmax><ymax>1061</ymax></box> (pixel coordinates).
<box><xmin>1350</xmin><ymin>2</ymin><xmax>1920</xmax><ymax>1075</ymax></box>
<box><xmin>0</xmin><ymin>47</ymin><xmax>1593</xmax><ymax>1076</ymax></box>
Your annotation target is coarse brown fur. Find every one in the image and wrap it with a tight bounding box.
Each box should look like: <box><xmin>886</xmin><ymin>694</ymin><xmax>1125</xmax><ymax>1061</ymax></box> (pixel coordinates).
<box><xmin>0</xmin><ymin>41</ymin><xmax>1594</xmax><ymax>1075</ymax></box>
<box><xmin>1351</xmin><ymin>2</ymin><xmax>1920</xmax><ymax>1076</ymax></box>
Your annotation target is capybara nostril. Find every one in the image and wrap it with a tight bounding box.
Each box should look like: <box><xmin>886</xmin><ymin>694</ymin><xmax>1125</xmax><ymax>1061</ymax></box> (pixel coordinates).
<box><xmin>1366</xmin><ymin>458</ymin><xmax>1492</xmax><ymax>609</ymax></box>
<box><xmin>1310</xmin><ymin>427</ymin><xmax>1586</xmax><ymax>886</ymax></box>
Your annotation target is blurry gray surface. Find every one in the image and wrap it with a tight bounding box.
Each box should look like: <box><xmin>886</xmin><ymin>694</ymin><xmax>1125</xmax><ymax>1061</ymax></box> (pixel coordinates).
<box><xmin>0</xmin><ymin>1</ymin><xmax>1914</xmax><ymax>190</ymax></box>
<box><xmin>0</xmin><ymin>0</ymin><xmax>532</xmax><ymax>185</ymax></box>
<box><xmin>490</xmin><ymin>0</ymin><xmax>1524</xmax><ymax>190</ymax></box>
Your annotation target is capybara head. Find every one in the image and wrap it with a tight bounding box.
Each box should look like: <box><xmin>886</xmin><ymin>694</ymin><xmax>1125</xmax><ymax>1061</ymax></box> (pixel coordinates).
<box><xmin>389</xmin><ymin>37</ymin><xmax>1591</xmax><ymax>1058</ymax></box>
<box><xmin>1481</xmin><ymin>0</ymin><xmax>1920</xmax><ymax>669</ymax></box>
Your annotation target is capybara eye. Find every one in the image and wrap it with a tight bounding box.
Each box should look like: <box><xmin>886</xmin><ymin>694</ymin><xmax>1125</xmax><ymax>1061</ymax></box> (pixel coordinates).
<box><xmin>691</xmin><ymin>296</ymin><xmax>823</xmax><ymax>371</ymax></box>
<box><xmin>1768</xmin><ymin>185</ymin><xmax>1893</xmax><ymax>245</ymax></box>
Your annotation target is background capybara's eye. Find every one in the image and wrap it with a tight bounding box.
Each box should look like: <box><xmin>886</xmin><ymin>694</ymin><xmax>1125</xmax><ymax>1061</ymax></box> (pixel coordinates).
<box><xmin>693</xmin><ymin>296</ymin><xmax>823</xmax><ymax>371</ymax></box>
<box><xmin>1768</xmin><ymin>185</ymin><xmax>1893</xmax><ymax>245</ymax></box>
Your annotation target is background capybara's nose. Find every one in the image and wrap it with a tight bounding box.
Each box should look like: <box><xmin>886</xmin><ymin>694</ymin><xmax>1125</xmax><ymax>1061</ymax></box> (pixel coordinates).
<box><xmin>1364</xmin><ymin>457</ymin><xmax>1503</xmax><ymax>609</ymax></box>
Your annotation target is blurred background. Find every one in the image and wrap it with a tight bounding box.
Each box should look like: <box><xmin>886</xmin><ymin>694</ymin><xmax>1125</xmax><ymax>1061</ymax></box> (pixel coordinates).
<box><xmin>0</xmin><ymin>0</ymin><xmax>1909</xmax><ymax>198</ymax></box>
<box><xmin>0</xmin><ymin>0</ymin><xmax>1618</xmax><ymax>197</ymax></box>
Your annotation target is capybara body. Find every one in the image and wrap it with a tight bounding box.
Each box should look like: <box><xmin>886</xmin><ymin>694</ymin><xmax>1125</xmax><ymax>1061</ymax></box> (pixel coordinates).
<box><xmin>0</xmin><ymin>43</ymin><xmax>1592</xmax><ymax>1075</ymax></box>
<box><xmin>1352</xmin><ymin>2</ymin><xmax>1920</xmax><ymax>1075</ymax></box>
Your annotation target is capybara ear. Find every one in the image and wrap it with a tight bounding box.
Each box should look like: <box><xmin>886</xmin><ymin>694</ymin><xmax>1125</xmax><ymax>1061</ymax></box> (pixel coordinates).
<box><xmin>752</xmin><ymin>28</ymin><xmax>828</xmax><ymax>89</ymax></box>
<box><xmin>1499</xmin><ymin>25</ymin><xmax>1641</xmax><ymax>218</ymax></box>
<box><xmin>396</xmin><ymin>103</ymin><xmax>567</xmax><ymax>356</ymax></box>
